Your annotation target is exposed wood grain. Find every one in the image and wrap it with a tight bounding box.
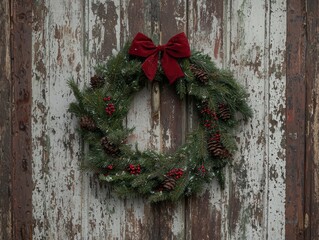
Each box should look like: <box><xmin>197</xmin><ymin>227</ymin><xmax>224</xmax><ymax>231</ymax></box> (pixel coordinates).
<box><xmin>225</xmin><ymin>0</ymin><xmax>286</xmax><ymax>239</ymax></box>
<box><xmin>305</xmin><ymin>0</ymin><xmax>319</xmax><ymax>239</ymax></box>
<box><xmin>0</xmin><ymin>1</ymin><xmax>12</xmax><ymax>239</ymax></box>
<box><xmin>80</xmin><ymin>1</ymin><xmax>127</xmax><ymax>239</ymax></box>
<box><xmin>153</xmin><ymin>1</ymin><xmax>188</xmax><ymax>239</ymax></box>
<box><xmin>286</xmin><ymin>0</ymin><xmax>306</xmax><ymax>239</ymax></box>
<box><xmin>226</xmin><ymin>1</ymin><xmax>267</xmax><ymax>238</ymax></box>
<box><xmin>186</xmin><ymin>1</ymin><xmax>225</xmax><ymax>239</ymax></box>
<box><xmin>30</xmin><ymin>0</ymin><xmax>290</xmax><ymax>239</ymax></box>
<box><xmin>266</xmin><ymin>0</ymin><xmax>286</xmax><ymax>238</ymax></box>
<box><xmin>32</xmin><ymin>0</ymin><xmax>85</xmax><ymax>238</ymax></box>
<box><xmin>11</xmin><ymin>0</ymin><xmax>33</xmax><ymax>238</ymax></box>
<box><xmin>32</xmin><ymin>0</ymin><xmax>50</xmax><ymax>237</ymax></box>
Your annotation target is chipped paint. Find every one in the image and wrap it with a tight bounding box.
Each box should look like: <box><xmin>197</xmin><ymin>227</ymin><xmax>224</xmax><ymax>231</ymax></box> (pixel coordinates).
<box><xmin>30</xmin><ymin>0</ymin><xmax>288</xmax><ymax>239</ymax></box>
<box><xmin>224</xmin><ymin>0</ymin><xmax>286</xmax><ymax>239</ymax></box>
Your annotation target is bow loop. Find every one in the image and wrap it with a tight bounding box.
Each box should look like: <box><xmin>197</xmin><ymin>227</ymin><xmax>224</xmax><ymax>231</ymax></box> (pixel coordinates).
<box><xmin>129</xmin><ymin>32</ymin><xmax>191</xmax><ymax>84</ymax></box>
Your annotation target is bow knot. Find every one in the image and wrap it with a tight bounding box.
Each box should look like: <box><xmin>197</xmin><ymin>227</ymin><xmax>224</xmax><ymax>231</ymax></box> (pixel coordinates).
<box><xmin>157</xmin><ymin>44</ymin><xmax>166</xmax><ymax>52</ymax></box>
<box><xmin>129</xmin><ymin>32</ymin><xmax>191</xmax><ymax>84</ymax></box>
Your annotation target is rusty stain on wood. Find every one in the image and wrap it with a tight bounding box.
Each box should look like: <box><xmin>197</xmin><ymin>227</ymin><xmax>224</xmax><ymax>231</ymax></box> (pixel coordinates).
<box><xmin>0</xmin><ymin>1</ymin><xmax>12</xmax><ymax>239</ymax></box>
<box><xmin>286</xmin><ymin>0</ymin><xmax>306</xmax><ymax>239</ymax></box>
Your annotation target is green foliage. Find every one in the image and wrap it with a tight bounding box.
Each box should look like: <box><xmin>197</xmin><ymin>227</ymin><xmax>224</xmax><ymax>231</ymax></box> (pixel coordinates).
<box><xmin>68</xmin><ymin>44</ymin><xmax>252</xmax><ymax>203</ymax></box>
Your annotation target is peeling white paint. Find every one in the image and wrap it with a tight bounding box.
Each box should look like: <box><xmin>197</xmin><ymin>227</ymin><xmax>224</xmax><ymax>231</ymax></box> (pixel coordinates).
<box><xmin>32</xmin><ymin>0</ymin><xmax>287</xmax><ymax>239</ymax></box>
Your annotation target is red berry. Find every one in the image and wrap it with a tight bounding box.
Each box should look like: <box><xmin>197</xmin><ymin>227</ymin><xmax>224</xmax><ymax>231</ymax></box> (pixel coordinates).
<box><xmin>107</xmin><ymin>165</ymin><xmax>113</xmax><ymax>170</ymax></box>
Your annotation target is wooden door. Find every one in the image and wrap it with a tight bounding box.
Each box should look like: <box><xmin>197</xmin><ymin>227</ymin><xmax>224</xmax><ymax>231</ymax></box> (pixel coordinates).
<box><xmin>1</xmin><ymin>0</ymin><xmax>319</xmax><ymax>239</ymax></box>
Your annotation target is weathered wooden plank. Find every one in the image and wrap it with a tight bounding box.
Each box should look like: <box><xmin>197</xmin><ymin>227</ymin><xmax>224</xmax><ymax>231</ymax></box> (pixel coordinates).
<box><xmin>226</xmin><ymin>1</ymin><xmax>267</xmax><ymax>239</ymax></box>
<box><xmin>123</xmin><ymin>0</ymin><xmax>187</xmax><ymax>239</ymax></box>
<box><xmin>305</xmin><ymin>0</ymin><xmax>319</xmax><ymax>239</ymax></box>
<box><xmin>225</xmin><ymin>0</ymin><xmax>286</xmax><ymax>239</ymax></box>
<box><xmin>186</xmin><ymin>1</ymin><xmax>225</xmax><ymax>239</ymax></box>
<box><xmin>146</xmin><ymin>1</ymin><xmax>188</xmax><ymax>239</ymax></box>
<box><xmin>0</xmin><ymin>1</ymin><xmax>12</xmax><ymax>239</ymax></box>
<box><xmin>123</xmin><ymin>1</ymin><xmax>161</xmax><ymax>239</ymax></box>
<box><xmin>11</xmin><ymin>0</ymin><xmax>33</xmax><ymax>238</ymax></box>
<box><xmin>32</xmin><ymin>0</ymin><xmax>85</xmax><ymax>238</ymax></box>
<box><xmin>286</xmin><ymin>0</ymin><xmax>306</xmax><ymax>239</ymax></box>
<box><xmin>30</xmin><ymin>0</ymin><xmax>290</xmax><ymax>239</ymax></box>
<box><xmin>32</xmin><ymin>1</ymin><xmax>50</xmax><ymax>238</ymax></box>
<box><xmin>266</xmin><ymin>0</ymin><xmax>286</xmax><ymax>238</ymax></box>
<box><xmin>80</xmin><ymin>1</ymin><xmax>127</xmax><ymax>239</ymax></box>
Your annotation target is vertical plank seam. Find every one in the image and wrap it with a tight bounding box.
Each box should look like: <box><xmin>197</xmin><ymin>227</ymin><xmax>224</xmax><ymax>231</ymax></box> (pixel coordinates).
<box><xmin>80</xmin><ymin>0</ymin><xmax>88</xmax><ymax>238</ymax></box>
<box><xmin>226</xmin><ymin>1</ymin><xmax>233</xmax><ymax>239</ymax></box>
<box><xmin>264</xmin><ymin>0</ymin><xmax>271</xmax><ymax>239</ymax></box>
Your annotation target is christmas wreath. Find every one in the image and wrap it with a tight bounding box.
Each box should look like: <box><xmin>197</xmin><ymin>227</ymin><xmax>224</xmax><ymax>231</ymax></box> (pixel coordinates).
<box><xmin>69</xmin><ymin>33</ymin><xmax>252</xmax><ymax>202</ymax></box>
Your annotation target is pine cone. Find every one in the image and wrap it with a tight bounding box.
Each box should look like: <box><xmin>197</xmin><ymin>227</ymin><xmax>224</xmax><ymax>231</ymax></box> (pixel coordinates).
<box><xmin>162</xmin><ymin>176</ymin><xmax>176</xmax><ymax>191</ymax></box>
<box><xmin>190</xmin><ymin>64</ymin><xmax>209</xmax><ymax>84</ymax></box>
<box><xmin>90</xmin><ymin>75</ymin><xmax>105</xmax><ymax>89</ymax></box>
<box><xmin>218</xmin><ymin>104</ymin><xmax>231</xmax><ymax>120</ymax></box>
<box><xmin>100</xmin><ymin>136</ymin><xmax>120</xmax><ymax>156</ymax></box>
<box><xmin>80</xmin><ymin>116</ymin><xmax>97</xmax><ymax>131</ymax></box>
<box><xmin>207</xmin><ymin>138</ymin><xmax>230</xmax><ymax>158</ymax></box>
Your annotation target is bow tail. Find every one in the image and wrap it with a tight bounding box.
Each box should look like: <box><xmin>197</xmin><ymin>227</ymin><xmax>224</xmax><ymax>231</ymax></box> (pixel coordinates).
<box><xmin>161</xmin><ymin>53</ymin><xmax>185</xmax><ymax>84</ymax></box>
<box><xmin>142</xmin><ymin>53</ymin><xmax>159</xmax><ymax>81</ymax></box>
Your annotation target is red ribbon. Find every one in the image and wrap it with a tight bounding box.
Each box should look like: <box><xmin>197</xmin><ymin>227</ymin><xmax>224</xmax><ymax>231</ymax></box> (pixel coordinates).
<box><xmin>129</xmin><ymin>32</ymin><xmax>191</xmax><ymax>84</ymax></box>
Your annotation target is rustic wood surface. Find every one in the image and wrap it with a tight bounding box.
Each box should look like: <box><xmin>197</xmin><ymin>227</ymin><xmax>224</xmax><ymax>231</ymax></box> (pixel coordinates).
<box><xmin>0</xmin><ymin>1</ymin><xmax>12</xmax><ymax>239</ymax></box>
<box><xmin>225</xmin><ymin>1</ymin><xmax>286</xmax><ymax>239</ymax></box>
<box><xmin>305</xmin><ymin>0</ymin><xmax>319</xmax><ymax>239</ymax></box>
<box><xmin>10</xmin><ymin>0</ymin><xmax>33</xmax><ymax>239</ymax></box>
<box><xmin>286</xmin><ymin>0</ymin><xmax>306</xmax><ymax>239</ymax></box>
<box><xmin>29</xmin><ymin>0</ymin><xmax>291</xmax><ymax>239</ymax></box>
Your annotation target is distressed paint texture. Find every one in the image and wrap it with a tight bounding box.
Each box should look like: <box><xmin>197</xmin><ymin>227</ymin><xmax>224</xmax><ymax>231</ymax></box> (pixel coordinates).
<box><xmin>31</xmin><ymin>0</ymin><xmax>287</xmax><ymax>239</ymax></box>
<box><xmin>0</xmin><ymin>1</ymin><xmax>12</xmax><ymax>239</ymax></box>
<box><xmin>186</xmin><ymin>1</ymin><xmax>225</xmax><ymax>240</ymax></box>
<box><xmin>32</xmin><ymin>0</ymin><xmax>84</xmax><ymax>238</ymax></box>
<box><xmin>224</xmin><ymin>0</ymin><xmax>286</xmax><ymax>239</ymax></box>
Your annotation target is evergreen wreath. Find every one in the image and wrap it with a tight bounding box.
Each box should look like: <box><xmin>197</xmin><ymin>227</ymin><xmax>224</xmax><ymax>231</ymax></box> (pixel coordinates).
<box><xmin>69</xmin><ymin>33</ymin><xmax>252</xmax><ymax>203</ymax></box>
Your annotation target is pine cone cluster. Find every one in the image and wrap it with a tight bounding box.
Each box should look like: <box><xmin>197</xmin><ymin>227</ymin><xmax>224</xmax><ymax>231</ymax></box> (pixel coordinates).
<box><xmin>162</xmin><ymin>176</ymin><xmax>177</xmax><ymax>191</ymax></box>
<box><xmin>190</xmin><ymin>64</ymin><xmax>209</xmax><ymax>84</ymax></box>
<box><xmin>218</xmin><ymin>104</ymin><xmax>231</xmax><ymax>120</ymax></box>
<box><xmin>100</xmin><ymin>136</ymin><xmax>120</xmax><ymax>156</ymax></box>
<box><xmin>90</xmin><ymin>75</ymin><xmax>105</xmax><ymax>89</ymax></box>
<box><xmin>207</xmin><ymin>138</ymin><xmax>230</xmax><ymax>158</ymax></box>
<box><xmin>80</xmin><ymin>116</ymin><xmax>97</xmax><ymax>131</ymax></box>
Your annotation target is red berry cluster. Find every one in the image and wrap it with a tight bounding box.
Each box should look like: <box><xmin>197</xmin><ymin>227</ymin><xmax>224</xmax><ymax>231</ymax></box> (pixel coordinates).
<box><xmin>167</xmin><ymin>168</ymin><xmax>184</xmax><ymax>179</ymax></box>
<box><xmin>200</xmin><ymin>106</ymin><xmax>218</xmax><ymax>130</ymax></box>
<box><xmin>103</xmin><ymin>96</ymin><xmax>111</xmax><ymax>101</ymax></box>
<box><xmin>128</xmin><ymin>164</ymin><xmax>141</xmax><ymax>175</ymax></box>
<box><xmin>106</xmin><ymin>164</ymin><xmax>113</xmax><ymax>170</ymax></box>
<box><xmin>103</xmin><ymin>96</ymin><xmax>116</xmax><ymax>115</ymax></box>
<box><xmin>200</xmin><ymin>107</ymin><xmax>218</xmax><ymax>120</ymax></box>
<box><xmin>105</xmin><ymin>103</ymin><xmax>115</xmax><ymax>115</ymax></box>
<box><xmin>209</xmin><ymin>132</ymin><xmax>221</xmax><ymax>142</ymax></box>
<box><xmin>103</xmin><ymin>164</ymin><xmax>114</xmax><ymax>176</ymax></box>
<box><xmin>198</xmin><ymin>164</ymin><xmax>206</xmax><ymax>175</ymax></box>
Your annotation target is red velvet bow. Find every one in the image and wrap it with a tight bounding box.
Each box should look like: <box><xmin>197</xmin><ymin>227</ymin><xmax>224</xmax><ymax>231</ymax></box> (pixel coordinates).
<box><xmin>129</xmin><ymin>32</ymin><xmax>191</xmax><ymax>84</ymax></box>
